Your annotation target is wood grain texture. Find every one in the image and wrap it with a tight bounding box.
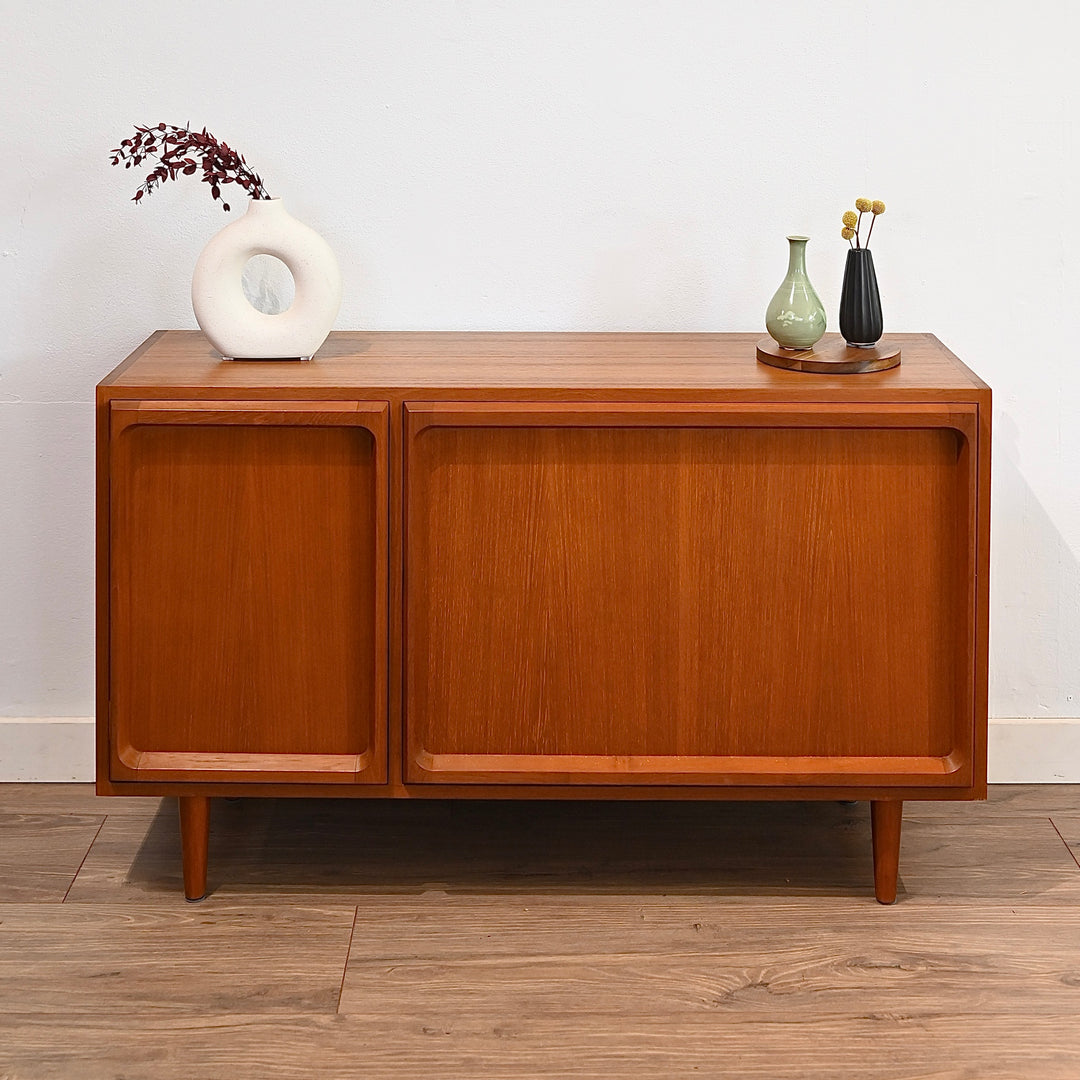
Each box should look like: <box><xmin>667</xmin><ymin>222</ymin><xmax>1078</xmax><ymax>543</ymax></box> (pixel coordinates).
<box><xmin>2</xmin><ymin>786</ymin><xmax>1079</xmax><ymax>1079</ymax></box>
<box><xmin>756</xmin><ymin>335</ymin><xmax>901</xmax><ymax>373</ymax></box>
<box><xmin>911</xmin><ymin>784</ymin><xmax>1080</xmax><ymax>817</ymax></box>
<box><xmin>15</xmin><ymin>783</ymin><xmax>1073</xmax><ymax>819</ymax></box>
<box><xmin>0</xmin><ymin>785</ymin><xmax>149</xmax><ymax>816</ymax></box>
<box><xmin>99</xmin><ymin>330</ymin><xmax>988</xmax><ymax>398</ymax></box>
<box><xmin>107</xmin><ymin>402</ymin><xmax>388</xmax><ymax>784</ymax></box>
<box><xmin>179</xmin><ymin>795</ymin><xmax>210</xmax><ymax>900</ymax></box>
<box><xmin>62</xmin><ymin>797</ymin><xmax>1080</xmax><ymax>906</ymax></box>
<box><xmin>0</xmin><ymin>813</ymin><xmax>103</xmax><ymax>902</ymax></box>
<box><xmin>96</xmin><ymin>331</ymin><xmax>990</xmax><ymax>900</ymax></box>
<box><xmin>1</xmin><ymin>1013</ymin><xmax>1078</xmax><ymax>1080</ymax></box>
<box><xmin>0</xmin><ymin>902</ymin><xmax>354</xmax><ymax>1015</ymax></box>
<box><xmin>339</xmin><ymin>894</ymin><xmax>1080</xmax><ymax>1018</ymax></box>
<box><xmin>406</xmin><ymin>405</ymin><xmax>975</xmax><ymax>785</ymax></box>
<box><xmin>91</xmin><ymin>778</ymin><xmax>996</xmax><ymax>800</ymax></box>
<box><xmin>1049</xmin><ymin>813</ymin><xmax>1080</xmax><ymax>870</ymax></box>
<box><xmin>871</xmin><ymin>800</ymin><xmax>902</xmax><ymax>903</ymax></box>
<box><xmin>338</xmin><ymin>891</ymin><xmax>1080</xmax><ymax>964</ymax></box>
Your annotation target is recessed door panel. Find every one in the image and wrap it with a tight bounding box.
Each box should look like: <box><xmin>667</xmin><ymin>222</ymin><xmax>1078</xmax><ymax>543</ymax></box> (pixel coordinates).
<box><xmin>404</xmin><ymin>402</ymin><xmax>977</xmax><ymax>786</ymax></box>
<box><xmin>109</xmin><ymin>401</ymin><xmax>388</xmax><ymax>784</ymax></box>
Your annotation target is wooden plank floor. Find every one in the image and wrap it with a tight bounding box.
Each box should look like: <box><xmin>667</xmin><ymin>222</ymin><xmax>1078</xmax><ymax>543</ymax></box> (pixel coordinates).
<box><xmin>1</xmin><ymin>785</ymin><xmax>1078</xmax><ymax>1078</ymax></box>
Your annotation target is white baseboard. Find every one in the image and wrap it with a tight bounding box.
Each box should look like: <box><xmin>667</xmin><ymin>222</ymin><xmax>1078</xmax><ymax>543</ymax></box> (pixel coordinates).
<box><xmin>1</xmin><ymin>716</ymin><xmax>1078</xmax><ymax>785</ymax></box>
<box><xmin>987</xmin><ymin>717</ymin><xmax>1080</xmax><ymax>783</ymax></box>
<box><xmin>0</xmin><ymin>717</ymin><xmax>96</xmax><ymax>782</ymax></box>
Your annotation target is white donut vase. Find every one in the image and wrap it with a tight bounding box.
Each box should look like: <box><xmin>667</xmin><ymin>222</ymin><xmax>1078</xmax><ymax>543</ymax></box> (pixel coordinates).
<box><xmin>191</xmin><ymin>198</ymin><xmax>342</xmax><ymax>360</ymax></box>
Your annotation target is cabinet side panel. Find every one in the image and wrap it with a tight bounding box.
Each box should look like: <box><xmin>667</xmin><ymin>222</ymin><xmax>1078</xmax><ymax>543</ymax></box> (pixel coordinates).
<box><xmin>111</xmin><ymin>423</ymin><xmax>377</xmax><ymax>770</ymax></box>
<box><xmin>407</xmin><ymin>423</ymin><xmax>971</xmax><ymax>780</ymax></box>
<box><xmin>96</xmin><ymin>393</ymin><xmax>113</xmax><ymax>791</ymax></box>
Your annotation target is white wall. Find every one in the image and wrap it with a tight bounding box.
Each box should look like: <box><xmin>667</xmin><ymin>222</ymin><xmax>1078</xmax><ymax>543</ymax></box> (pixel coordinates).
<box><xmin>2</xmin><ymin>1</ymin><xmax>1077</xmax><ymax>777</ymax></box>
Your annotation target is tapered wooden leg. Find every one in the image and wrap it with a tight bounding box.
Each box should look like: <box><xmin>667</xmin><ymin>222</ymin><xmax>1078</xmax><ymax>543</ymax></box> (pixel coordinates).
<box><xmin>871</xmin><ymin>799</ymin><xmax>903</xmax><ymax>904</ymax></box>
<box><xmin>178</xmin><ymin>796</ymin><xmax>211</xmax><ymax>902</ymax></box>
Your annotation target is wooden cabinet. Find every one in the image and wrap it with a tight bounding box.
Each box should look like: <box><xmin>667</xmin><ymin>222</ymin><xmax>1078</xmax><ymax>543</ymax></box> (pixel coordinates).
<box><xmin>97</xmin><ymin>331</ymin><xmax>991</xmax><ymax>904</ymax></box>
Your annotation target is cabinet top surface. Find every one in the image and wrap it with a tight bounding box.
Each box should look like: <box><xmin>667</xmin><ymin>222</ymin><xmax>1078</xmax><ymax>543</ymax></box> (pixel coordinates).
<box><xmin>100</xmin><ymin>331</ymin><xmax>989</xmax><ymax>399</ymax></box>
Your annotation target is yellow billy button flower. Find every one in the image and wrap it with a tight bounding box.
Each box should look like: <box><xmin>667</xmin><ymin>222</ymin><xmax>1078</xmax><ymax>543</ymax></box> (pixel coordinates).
<box><xmin>841</xmin><ymin>227</ymin><xmax>855</xmax><ymax>240</ymax></box>
<box><xmin>842</xmin><ymin>210</ymin><xmax>858</xmax><ymax>228</ymax></box>
<box><xmin>855</xmin><ymin>197</ymin><xmax>872</xmax><ymax>212</ymax></box>
<box><xmin>872</xmin><ymin>200</ymin><xmax>886</xmax><ymax>215</ymax></box>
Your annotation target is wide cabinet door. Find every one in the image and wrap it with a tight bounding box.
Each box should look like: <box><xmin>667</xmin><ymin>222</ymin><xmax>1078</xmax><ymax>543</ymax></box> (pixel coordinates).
<box><xmin>404</xmin><ymin>401</ymin><xmax>979</xmax><ymax>787</ymax></box>
<box><xmin>108</xmin><ymin>400</ymin><xmax>388</xmax><ymax>784</ymax></box>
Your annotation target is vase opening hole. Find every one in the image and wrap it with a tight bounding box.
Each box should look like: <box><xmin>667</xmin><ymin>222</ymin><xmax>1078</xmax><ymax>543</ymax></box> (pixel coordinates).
<box><xmin>241</xmin><ymin>255</ymin><xmax>296</xmax><ymax>316</ymax></box>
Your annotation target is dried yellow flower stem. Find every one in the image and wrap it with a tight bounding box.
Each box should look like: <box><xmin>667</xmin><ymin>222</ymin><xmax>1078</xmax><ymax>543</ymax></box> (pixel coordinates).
<box><xmin>865</xmin><ymin>201</ymin><xmax>885</xmax><ymax>245</ymax></box>
<box><xmin>841</xmin><ymin>198</ymin><xmax>886</xmax><ymax>249</ymax></box>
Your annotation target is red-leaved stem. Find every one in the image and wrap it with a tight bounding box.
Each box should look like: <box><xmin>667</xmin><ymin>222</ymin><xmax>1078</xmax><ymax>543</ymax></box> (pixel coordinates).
<box><xmin>110</xmin><ymin>123</ymin><xmax>269</xmax><ymax>212</ymax></box>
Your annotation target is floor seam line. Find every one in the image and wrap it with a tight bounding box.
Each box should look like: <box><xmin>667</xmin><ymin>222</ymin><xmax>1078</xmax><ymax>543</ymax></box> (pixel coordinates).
<box><xmin>336</xmin><ymin>905</ymin><xmax>359</xmax><ymax>1014</ymax></box>
<box><xmin>61</xmin><ymin>815</ymin><xmax>107</xmax><ymax>902</ymax></box>
<box><xmin>1049</xmin><ymin>816</ymin><xmax>1080</xmax><ymax>872</ymax></box>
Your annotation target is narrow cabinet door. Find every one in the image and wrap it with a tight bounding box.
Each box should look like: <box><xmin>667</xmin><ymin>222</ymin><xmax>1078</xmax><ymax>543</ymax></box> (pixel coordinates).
<box><xmin>404</xmin><ymin>401</ymin><xmax>980</xmax><ymax>787</ymax></box>
<box><xmin>108</xmin><ymin>401</ymin><xmax>388</xmax><ymax>784</ymax></box>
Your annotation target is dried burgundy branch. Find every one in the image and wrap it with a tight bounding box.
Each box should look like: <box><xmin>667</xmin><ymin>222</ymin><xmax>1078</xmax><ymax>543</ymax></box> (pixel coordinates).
<box><xmin>110</xmin><ymin>123</ymin><xmax>269</xmax><ymax>212</ymax></box>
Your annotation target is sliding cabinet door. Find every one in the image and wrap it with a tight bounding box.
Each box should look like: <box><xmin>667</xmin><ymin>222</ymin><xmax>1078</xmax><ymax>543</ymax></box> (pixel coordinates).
<box><xmin>404</xmin><ymin>401</ymin><xmax>978</xmax><ymax>788</ymax></box>
<box><xmin>108</xmin><ymin>400</ymin><xmax>388</xmax><ymax>784</ymax></box>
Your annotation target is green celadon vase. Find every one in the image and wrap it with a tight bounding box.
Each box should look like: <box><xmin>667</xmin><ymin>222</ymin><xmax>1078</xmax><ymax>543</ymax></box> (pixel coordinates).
<box><xmin>765</xmin><ymin>235</ymin><xmax>826</xmax><ymax>350</ymax></box>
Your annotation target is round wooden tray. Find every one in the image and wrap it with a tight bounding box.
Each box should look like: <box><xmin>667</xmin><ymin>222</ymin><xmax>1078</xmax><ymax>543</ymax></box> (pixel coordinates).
<box><xmin>756</xmin><ymin>337</ymin><xmax>901</xmax><ymax>374</ymax></box>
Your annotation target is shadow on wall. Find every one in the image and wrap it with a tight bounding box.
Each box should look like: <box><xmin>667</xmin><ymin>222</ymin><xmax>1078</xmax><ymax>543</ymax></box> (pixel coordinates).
<box><xmin>990</xmin><ymin>410</ymin><xmax>1080</xmax><ymax>720</ymax></box>
<box><xmin>0</xmin><ymin>400</ymin><xmax>95</xmax><ymax>714</ymax></box>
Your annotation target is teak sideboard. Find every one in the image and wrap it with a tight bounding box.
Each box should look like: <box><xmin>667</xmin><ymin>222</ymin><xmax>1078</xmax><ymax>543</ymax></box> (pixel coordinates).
<box><xmin>96</xmin><ymin>331</ymin><xmax>991</xmax><ymax>903</ymax></box>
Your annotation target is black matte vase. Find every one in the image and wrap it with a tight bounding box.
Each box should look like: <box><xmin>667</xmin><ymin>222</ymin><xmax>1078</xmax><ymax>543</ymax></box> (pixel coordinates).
<box><xmin>839</xmin><ymin>248</ymin><xmax>883</xmax><ymax>347</ymax></box>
